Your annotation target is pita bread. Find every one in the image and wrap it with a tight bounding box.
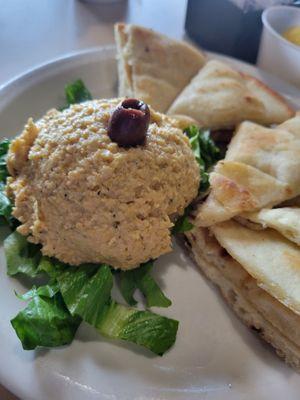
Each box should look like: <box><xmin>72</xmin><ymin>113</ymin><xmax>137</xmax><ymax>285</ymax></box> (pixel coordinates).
<box><xmin>279</xmin><ymin>111</ymin><xmax>300</xmax><ymax>137</ymax></box>
<box><xmin>195</xmin><ymin>161</ymin><xmax>291</xmax><ymax>227</ymax></box>
<box><xmin>114</xmin><ymin>23</ymin><xmax>206</xmax><ymax>112</ymax></box>
<box><xmin>168</xmin><ymin>60</ymin><xmax>294</xmax><ymax>129</ymax></box>
<box><xmin>226</xmin><ymin>119</ymin><xmax>300</xmax><ymax>194</ymax></box>
<box><xmin>167</xmin><ymin>114</ymin><xmax>199</xmax><ymax>130</ymax></box>
<box><xmin>184</xmin><ymin>227</ymin><xmax>300</xmax><ymax>371</ymax></box>
<box><xmin>242</xmin><ymin>73</ymin><xmax>294</xmax><ymax>125</ymax></box>
<box><xmin>280</xmin><ymin>195</ymin><xmax>300</xmax><ymax>207</ymax></box>
<box><xmin>183</xmin><ymin>111</ymin><xmax>300</xmax><ymax>371</ymax></box>
<box><xmin>196</xmin><ymin>117</ymin><xmax>300</xmax><ymax>226</ymax></box>
<box><xmin>242</xmin><ymin>208</ymin><xmax>300</xmax><ymax>246</ymax></box>
<box><xmin>211</xmin><ymin>220</ymin><xmax>300</xmax><ymax>316</ymax></box>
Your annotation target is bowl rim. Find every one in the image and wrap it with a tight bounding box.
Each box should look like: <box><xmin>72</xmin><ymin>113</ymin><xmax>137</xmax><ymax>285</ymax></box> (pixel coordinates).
<box><xmin>262</xmin><ymin>5</ymin><xmax>300</xmax><ymax>52</ymax></box>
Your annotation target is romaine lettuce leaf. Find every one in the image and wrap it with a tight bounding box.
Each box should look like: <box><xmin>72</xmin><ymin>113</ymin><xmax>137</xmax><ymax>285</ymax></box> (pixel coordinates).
<box><xmin>185</xmin><ymin>125</ymin><xmax>220</xmax><ymax>193</ymax></box>
<box><xmin>120</xmin><ymin>269</ymin><xmax>137</xmax><ymax>306</ymax></box>
<box><xmin>199</xmin><ymin>130</ymin><xmax>221</xmax><ymax>170</ymax></box>
<box><xmin>120</xmin><ymin>261</ymin><xmax>171</xmax><ymax>308</ymax></box>
<box><xmin>58</xmin><ymin>264</ymin><xmax>113</xmax><ymax>326</ymax></box>
<box><xmin>39</xmin><ymin>257</ymin><xmax>113</xmax><ymax>326</ymax></box>
<box><xmin>0</xmin><ymin>183</ymin><xmax>12</xmax><ymax>218</ymax></box>
<box><xmin>98</xmin><ymin>301</ymin><xmax>178</xmax><ymax>356</ymax></box>
<box><xmin>0</xmin><ymin>139</ymin><xmax>10</xmax><ymax>183</ymax></box>
<box><xmin>9</xmin><ymin>238</ymin><xmax>178</xmax><ymax>354</ymax></box>
<box><xmin>172</xmin><ymin>205</ymin><xmax>194</xmax><ymax>234</ymax></box>
<box><xmin>64</xmin><ymin>79</ymin><xmax>92</xmax><ymax>107</ymax></box>
<box><xmin>0</xmin><ymin>139</ymin><xmax>16</xmax><ymax>227</ymax></box>
<box><xmin>38</xmin><ymin>256</ymin><xmax>66</xmax><ymax>279</ymax></box>
<box><xmin>11</xmin><ymin>292</ymin><xmax>80</xmax><ymax>350</ymax></box>
<box><xmin>4</xmin><ymin>231</ymin><xmax>42</xmax><ymax>277</ymax></box>
<box><xmin>173</xmin><ymin>126</ymin><xmax>220</xmax><ymax>233</ymax></box>
<box><xmin>39</xmin><ymin>258</ymin><xmax>177</xmax><ymax>355</ymax></box>
<box><xmin>16</xmin><ymin>282</ymin><xmax>60</xmax><ymax>301</ymax></box>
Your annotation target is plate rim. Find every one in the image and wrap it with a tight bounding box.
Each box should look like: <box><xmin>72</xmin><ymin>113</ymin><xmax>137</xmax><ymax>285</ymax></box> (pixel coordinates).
<box><xmin>0</xmin><ymin>46</ymin><xmax>116</xmax><ymax>105</ymax></box>
<box><xmin>0</xmin><ymin>45</ymin><xmax>299</xmax><ymax>108</ymax></box>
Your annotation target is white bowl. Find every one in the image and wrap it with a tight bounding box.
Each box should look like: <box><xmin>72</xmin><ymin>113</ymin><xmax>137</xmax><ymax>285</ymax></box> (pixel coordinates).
<box><xmin>257</xmin><ymin>5</ymin><xmax>300</xmax><ymax>88</ymax></box>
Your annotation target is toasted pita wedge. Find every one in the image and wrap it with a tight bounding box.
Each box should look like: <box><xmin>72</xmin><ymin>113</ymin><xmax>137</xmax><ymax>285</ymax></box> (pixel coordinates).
<box><xmin>281</xmin><ymin>195</ymin><xmax>300</xmax><ymax>207</ymax></box>
<box><xmin>114</xmin><ymin>23</ymin><xmax>206</xmax><ymax>112</ymax></box>
<box><xmin>242</xmin><ymin>208</ymin><xmax>300</xmax><ymax>246</ymax></box>
<box><xmin>242</xmin><ymin>73</ymin><xmax>294</xmax><ymax>125</ymax></box>
<box><xmin>168</xmin><ymin>60</ymin><xmax>294</xmax><ymax>129</ymax></box>
<box><xmin>195</xmin><ymin>161</ymin><xmax>291</xmax><ymax>227</ymax></box>
<box><xmin>212</xmin><ymin>220</ymin><xmax>300</xmax><ymax>315</ymax></box>
<box><xmin>279</xmin><ymin>111</ymin><xmax>300</xmax><ymax>137</ymax></box>
<box><xmin>167</xmin><ymin>114</ymin><xmax>199</xmax><ymax>130</ymax></box>
<box><xmin>226</xmin><ymin>119</ymin><xmax>300</xmax><ymax>194</ymax></box>
<box><xmin>196</xmin><ymin>117</ymin><xmax>300</xmax><ymax>226</ymax></box>
<box><xmin>185</xmin><ymin>226</ymin><xmax>300</xmax><ymax>371</ymax></box>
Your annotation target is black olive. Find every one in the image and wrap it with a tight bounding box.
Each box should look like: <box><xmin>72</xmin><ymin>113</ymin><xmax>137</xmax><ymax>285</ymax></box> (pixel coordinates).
<box><xmin>108</xmin><ymin>98</ymin><xmax>150</xmax><ymax>147</ymax></box>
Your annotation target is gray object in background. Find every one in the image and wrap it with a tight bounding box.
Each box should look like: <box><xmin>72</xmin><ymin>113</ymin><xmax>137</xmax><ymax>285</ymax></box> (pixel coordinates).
<box><xmin>185</xmin><ymin>0</ymin><xmax>294</xmax><ymax>64</ymax></box>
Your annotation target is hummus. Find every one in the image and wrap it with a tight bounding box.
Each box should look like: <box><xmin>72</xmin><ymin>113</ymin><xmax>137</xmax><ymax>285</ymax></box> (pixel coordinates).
<box><xmin>7</xmin><ymin>99</ymin><xmax>200</xmax><ymax>269</ymax></box>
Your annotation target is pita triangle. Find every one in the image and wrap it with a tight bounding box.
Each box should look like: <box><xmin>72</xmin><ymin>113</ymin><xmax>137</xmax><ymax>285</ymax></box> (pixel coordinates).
<box><xmin>195</xmin><ymin>116</ymin><xmax>300</xmax><ymax>227</ymax></box>
<box><xmin>168</xmin><ymin>60</ymin><xmax>294</xmax><ymax>129</ymax></box>
<box><xmin>114</xmin><ymin>23</ymin><xmax>206</xmax><ymax>112</ymax></box>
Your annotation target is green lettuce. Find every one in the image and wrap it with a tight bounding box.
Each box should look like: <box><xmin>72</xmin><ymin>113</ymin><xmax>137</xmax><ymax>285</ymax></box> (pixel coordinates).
<box><xmin>0</xmin><ymin>139</ymin><xmax>10</xmax><ymax>182</ymax></box>
<box><xmin>0</xmin><ymin>183</ymin><xmax>12</xmax><ymax>219</ymax></box>
<box><xmin>55</xmin><ymin>262</ymin><xmax>177</xmax><ymax>355</ymax></box>
<box><xmin>172</xmin><ymin>205</ymin><xmax>194</xmax><ymax>234</ymax></box>
<box><xmin>7</xmin><ymin>227</ymin><xmax>177</xmax><ymax>354</ymax></box>
<box><xmin>58</xmin><ymin>264</ymin><xmax>113</xmax><ymax>326</ymax></box>
<box><xmin>63</xmin><ymin>79</ymin><xmax>92</xmax><ymax>108</ymax></box>
<box><xmin>97</xmin><ymin>301</ymin><xmax>178</xmax><ymax>356</ymax></box>
<box><xmin>120</xmin><ymin>261</ymin><xmax>171</xmax><ymax>308</ymax></box>
<box><xmin>173</xmin><ymin>126</ymin><xmax>220</xmax><ymax>233</ymax></box>
<box><xmin>0</xmin><ymin>139</ymin><xmax>17</xmax><ymax>228</ymax></box>
<box><xmin>4</xmin><ymin>231</ymin><xmax>42</xmax><ymax>277</ymax></box>
<box><xmin>185</xmin><ymin>125</ymin><xmax>220</xmax><ymax>193</ymax></box>
<box><xmin>11</xmin><ymin>291</ymin><xmax>80</xmax><ymax>350</ymax></box>
<box><xmin>120</xmin><ymin>269</ymin><xmax>137</xmax><ymax>306</ymax></box>
<box><xmin>16</xmin><ymin>282</ymin><xmax>60</xmax><ymax>301</ymax></box>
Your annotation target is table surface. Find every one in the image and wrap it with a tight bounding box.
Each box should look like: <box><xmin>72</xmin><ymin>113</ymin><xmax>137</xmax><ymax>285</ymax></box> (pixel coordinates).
<box><xmin>1</xmin><ymin>0</ymin><xmax>187</xmax><ymax>86</ymax></box>
<box><xmin>0</xmin><ymin>0</ymin><xmax>186</xmax><ymax>398</ymax></box>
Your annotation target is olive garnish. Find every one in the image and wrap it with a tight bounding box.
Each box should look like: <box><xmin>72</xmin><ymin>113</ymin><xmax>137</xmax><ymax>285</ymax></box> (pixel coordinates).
<box><xmin>108</xmin><ymin>98</ymin><xmax>150</xmax><ymax>147</ymax></box>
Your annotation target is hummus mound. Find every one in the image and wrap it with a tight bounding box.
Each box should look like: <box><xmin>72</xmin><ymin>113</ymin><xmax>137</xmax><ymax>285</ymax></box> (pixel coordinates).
<box><xmin>7</xmin><ymin>99</ymin><xmax>200</xmax><ymax>269</ymax></box>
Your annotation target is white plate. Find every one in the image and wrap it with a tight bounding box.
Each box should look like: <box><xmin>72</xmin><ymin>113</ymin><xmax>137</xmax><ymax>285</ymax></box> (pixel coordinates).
<box><xmin>0</xmin><ymin>46</ymin><xmax>300</xmax><ymax>400</ymax></box>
